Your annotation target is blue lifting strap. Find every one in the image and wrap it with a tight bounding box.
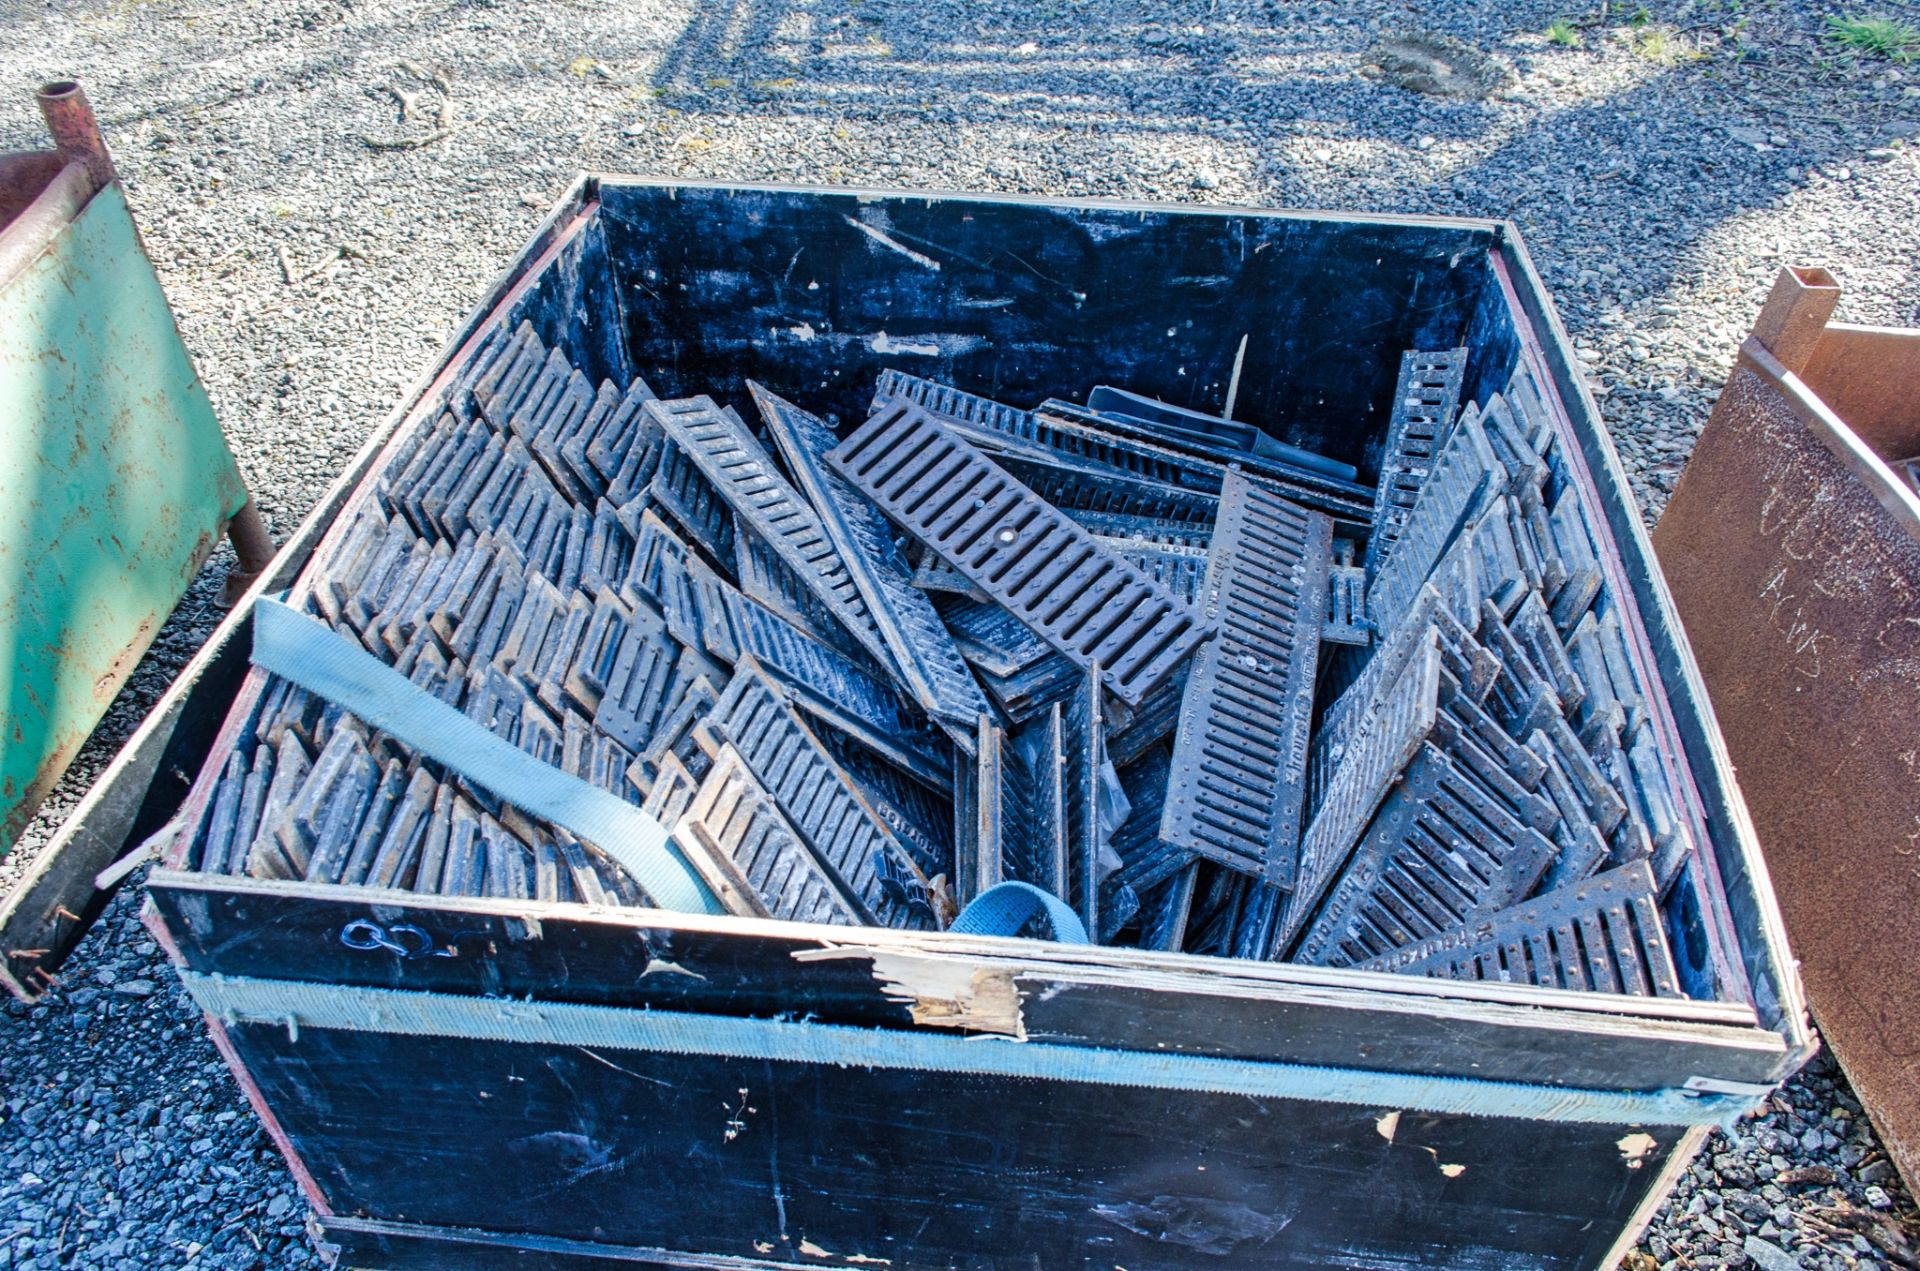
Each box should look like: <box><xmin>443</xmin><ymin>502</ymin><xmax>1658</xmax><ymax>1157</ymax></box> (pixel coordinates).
<box><xmin>949</xmin><ymin>881</ymin><xmax>1090</xmax><ymax>943</ymax></box>
<box><xmin>249</xmin><ymin>596</ymin><xmax>724</xmax><ymax>916</ymax></box>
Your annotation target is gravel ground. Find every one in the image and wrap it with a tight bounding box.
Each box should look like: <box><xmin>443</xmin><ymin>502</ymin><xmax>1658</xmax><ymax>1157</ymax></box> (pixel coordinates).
<box><xmin>3</xmin><ymin>0</ymin><xmax>1919</xmax><ymax>1267</ymax></box>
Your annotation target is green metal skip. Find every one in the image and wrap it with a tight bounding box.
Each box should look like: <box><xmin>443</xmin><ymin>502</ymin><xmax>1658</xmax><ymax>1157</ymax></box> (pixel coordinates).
<box><xmin>0</xmin><ymin>82</ymin><xmax>259</xmax><ymax>861</ymax></box>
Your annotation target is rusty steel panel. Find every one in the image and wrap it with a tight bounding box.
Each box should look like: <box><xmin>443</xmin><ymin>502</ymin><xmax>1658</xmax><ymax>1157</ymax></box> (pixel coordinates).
<box><xmin>1653</xmin><ymin>266</ymin><xmax>1920</xmax><ymax>1190</ymax></box>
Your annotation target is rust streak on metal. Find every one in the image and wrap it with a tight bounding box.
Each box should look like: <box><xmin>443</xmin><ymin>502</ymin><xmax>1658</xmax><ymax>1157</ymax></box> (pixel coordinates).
<box><xmin>1654</xmin><ymin>265</ymin><xmax>1920</xmax><ymax>1194</ymax></box>
<box><xmin>221</xmin><ymin>501</ymin><xmax>277</xmax><ymax>607</ymax></box>
<box><xmin>1748</xmin><ymin>265</ymin><xmax>1839</xmax><ymax>376</ymax></box>
<box><xmin>35</xmin><ymin>80</ymin><xmax>114</xmax><ymax>189</ymax></box>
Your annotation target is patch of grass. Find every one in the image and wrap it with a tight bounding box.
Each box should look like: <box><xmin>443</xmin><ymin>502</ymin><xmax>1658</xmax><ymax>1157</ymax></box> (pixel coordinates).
<box><xmin>1824</xmin><ymin>13</ymin><xmax>1920</xmax><ymax>60</ymax></box>
<box><xmin>1630</xmin><ymin>23</ymin><xmax>1705</xmax><ymax>63</ymax></box>
<box><xmin>1546</xmin><ymin>18</ymin><xmax>1583</xmax><ymax>46</ymax></box>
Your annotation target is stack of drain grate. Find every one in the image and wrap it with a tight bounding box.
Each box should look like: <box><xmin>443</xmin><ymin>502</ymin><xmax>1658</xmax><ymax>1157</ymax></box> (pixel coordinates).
<box><xmin>185</xmin><ymin>320</ymin><xmax>1692</xmax><ymax>998</ymax></box>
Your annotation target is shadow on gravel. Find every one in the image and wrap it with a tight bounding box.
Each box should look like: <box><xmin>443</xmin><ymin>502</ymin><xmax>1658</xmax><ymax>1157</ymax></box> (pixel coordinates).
<box><xmin>634</xmin><ymin>0</ymin><xmax>1879</xmax><ymax>332</ymax></box>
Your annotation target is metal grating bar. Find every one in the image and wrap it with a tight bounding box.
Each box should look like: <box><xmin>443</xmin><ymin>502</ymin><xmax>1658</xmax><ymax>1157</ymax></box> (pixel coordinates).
<box><xmin>1324</xmin><ymin>561</ymin><xmax>1370</xmax><ymax>646</ymax></box>
<box><xmin>1182</xmin><ymin>864</ymin><xmax>1248</xmax><ymax>958</ymax></box>
<box><xmin>1356</xmin><ymin>861</ymin><xmax>1683</xmax><ymax>998</ymax></box>
<box><xmin>338</xmin><ymin>761</ymin><xmax>408</xmax><ymax>887</ymax></box>
<box><xmin>1414</xmin><ymin>493</ymin><xmax>1526</xmax><ymax>633</ymax></box>
<box><xmin>975</xmin><ymin>651</ymin><xmax>1083</xmax><ymax>724</ymax></box>
<box><xmin>648</xmin><ymin>423</ymin><xmax>737</xmax><ymax>571</ymax></box>
<box><xmin>755</xmin><ymin>384</ymin><xmax>993</xmax><ymax>731</ymax></box>
<box><xmin>940</xmin><ymin>596</ymin><xmax>1055</xmax><ymax>678</ymax></box>
<box><xmin>1284</xmin><ymin>635</ymin><xmax>1444</xmax><ymax>948</ymax></box>
<box><xmin>1292</xmin><ymin>743</ymin><xmax>1558</xmax><ymax>966</ymax></box>
<box><xmin>634</xmin><ymin>668</ymin><xmax>720</xmax><ymax>793</ymax></box>
<box><xmin>993</xmin><ymin>450</ymin><xmax>1221</xmax><ymax>526</ymax></box>
<box><xmin>1108</xmin><ymin>540</ymin><xmax>1209</xmax><ymax>606</ymax></box>
<box><xmin>810</xmin><ymin>720</ymin><xmax>954</xmax><ymax>886</ymax></box>
<box><xmin>1062</xmin><ymin>509</ymin><xmax>1213</xmax><ymax>548</ymax></box>
<box><xmin>593</xmin><ymin>596</ymin><xmax>683</xmax><ymax>754</ymax></box>
<box><xmin>828</xmin><ymin>401</ymin><xmax>1213</xmax><ymax>706</ymax></box>
<box><xmin>911</xmin><ymin>534</ymin><xmax>1208</xmax><ymax>607</ymax></box>
<box><xmin>733</xmin><ymin>526</ymin><xmax>874</xmax><ymax>664</ymax></box>
<box><xmin>678</xmin><ymin>744</ymin><xmax>872</xmax><ymax>926</ymax></box>
<box><xmin>1161</xmin><ymin>473</ymin><xmax>1331</xmax><ymax>884</ymax></box>
<box><xmin>1046</xmin><ymin>395</ymin><xmax>1363</xmax><ymax>487</ymax></box>
<box><xmin>651</xmin><ymin>396</ymin><xmax>897</xmax><ymax>679</ymax></box>
<box><xmin>909</xmin><ymin>549</ymin><xmax>987</xmax><ymax>599</ymax></box>
<box><xmin>584</xmin><ymin>376</ymin><xmax>660</xmax><ymax>489</ymax></box>
<box><xmin>1314</xmin><ymin>586</ymin><xmax>1486</xmax><ymax>785</ymax></box>
<box><xmin>1546</xmin><ymin>484</ymin><xmax>1603</xmax><ymax>632</ymax></box>
<box><xmin>1061</xmin><ymin>668</ymin><xmax>1110</xmax><ymax>937</ymax></box>
<box><xmin>1231</xmin><ymin>883</ymin><xmax>1287</xmax><ymax>961</ymax></box>
<box><xmin>523</xmin><ymin>367</ymin><xmax>599</xmax><ymax>506</ymax></box>
<box><xmin>1479</xmin><ymin>394</ymin><xmax>1551</xmax><ymax>513</ymax></box>
<box><xmin>1111</xmin><ymin>744</ymin><xmax>1186</xmax><ymax>896</ymax></box>
<box><xmin>695</xmin><ymin>574</ymin><xmax>951</xmax><ymax>793</ymax></box>
<box><xmin>1504</xmin><ymin>357</ymin><xmax>1560</xmax><ymax>457</ymax></box>
<box><xmin>1001</xmin><ymin>704</ymin><xmax>1068</xmax><ymax>897</ymax></box>
<box><xmin>1107</xmin><ymin>663</ymin><xmax>1187</xmax><ymax>769</ymax></box>
<box><xmin>1141</xmin><ymin>863</ymin><xmax>1199</xmax><ymax>952</ymax></box>
<box><xmin>1367</xmin><ymin>343</ymin><xmax>1466</xmax><ymax>572</ymax></box>
<box><xmin>953</xmin><ymin>715</ymin><xmax>1004</xmax><ymax>906</ymax></box>
<box><xmin>1529</xmin><ymin>729</ymin><xmax>1615</xmax><ymax>892</ymax></box>
<box><xmin>872</xmin><ymin>369</ymin><xmax>1374</xmax><ymax>521</ymax></box>
<box><xmin>700</xmin><ymin>662</ymin><xmax>939</xmax><ymax>929</ymax></box>
<box><xmin>1367</xmin><ymin>410</ymin><xmax>1505</xmax><ymax>627</ymax></box>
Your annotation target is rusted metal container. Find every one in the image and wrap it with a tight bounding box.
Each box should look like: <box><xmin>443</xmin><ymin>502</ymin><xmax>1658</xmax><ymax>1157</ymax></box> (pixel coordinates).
<box><xmin>0</xmin><ymin>82</ymin><xmax>270</xmax><ymax>995</ymax></box>
<box><xmin>1653</xmin><ymin>265</ymin><xmax>1920</xmax><ymax>1192</ymax></box>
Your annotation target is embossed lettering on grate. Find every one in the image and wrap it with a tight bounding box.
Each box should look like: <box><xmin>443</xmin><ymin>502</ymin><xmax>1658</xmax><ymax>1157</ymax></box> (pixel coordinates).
<box><xmin>827</xmin><ymin>401</ymin><xmax>1214</xmax><ymax>706</ymax></box>
<box><xmin>1160</xmin><ymin>472</ymin><xmax>1331</xmax><ymax>885</ymax></box>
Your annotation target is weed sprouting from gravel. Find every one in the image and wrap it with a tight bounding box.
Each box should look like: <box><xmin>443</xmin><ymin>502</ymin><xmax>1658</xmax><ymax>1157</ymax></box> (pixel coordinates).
<box><xmin>1824</xmin><ymin>13</ymin><xmax>1920</xmax><ymax>60</ymax></box>
<box><xmin>1630</xmin><ymin>24</ymin><xmax>1705</xmax><ymax>64</ymax></box>
<box><xmin>1546</xmin><ymin>17</ymin><xmax>1583</xmax><ymax>46</ymax></box>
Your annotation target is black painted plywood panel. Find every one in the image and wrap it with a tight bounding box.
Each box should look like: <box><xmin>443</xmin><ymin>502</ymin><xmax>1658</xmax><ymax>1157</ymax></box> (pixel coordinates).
<box><xmin>241</xmin><ymin>1021</ymin><xmax>1675</xmax><ymax>1271</ymax></box>
<box><xmin>596</xmin><ymin>182</ymin><xmax>1501</xmax><ymax>477</ymax></box>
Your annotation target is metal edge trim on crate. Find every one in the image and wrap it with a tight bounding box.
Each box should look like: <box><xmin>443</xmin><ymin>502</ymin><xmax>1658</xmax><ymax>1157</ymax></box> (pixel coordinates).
<box><xmin>178</xmin><ymin>970</ymin><xmax>1760</xmax><ymax>1127</ymax></box>
<box><xmin>315</xmin><ymin>1215</ymin><xmax>801</xmax><ymax>1271</ymax></box>
<box><xmin>595</xmin><ymin>174</ymin><xmax>1514</xmax><ymax>238</ymax></box>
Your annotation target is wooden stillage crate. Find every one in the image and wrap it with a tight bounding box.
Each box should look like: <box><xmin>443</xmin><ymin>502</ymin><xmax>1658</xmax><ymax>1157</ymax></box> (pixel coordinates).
<box><xmin>145</xmin><ymin>181</ymin><xmax>1810</xmax><ymax>1271</ymax></box>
